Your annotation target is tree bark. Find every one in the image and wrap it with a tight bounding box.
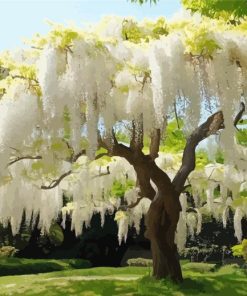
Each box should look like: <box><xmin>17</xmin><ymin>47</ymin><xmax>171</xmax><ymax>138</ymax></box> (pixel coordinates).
<box><xmin>145</xmin><ymin>192</ymin><xmax>182</xmax><ymax>282</ymax></box>
<box><xmin>133</xmin><ymin>158</ymin><xmax>183</xmax><ymax>282</ymax></box>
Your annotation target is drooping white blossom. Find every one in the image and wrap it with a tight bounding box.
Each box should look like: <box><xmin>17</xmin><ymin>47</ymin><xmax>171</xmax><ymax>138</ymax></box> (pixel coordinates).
<box><xmin>0</xmin><ymin>15</ymin><xmax>246</xmax><ymax>246</ymax></box>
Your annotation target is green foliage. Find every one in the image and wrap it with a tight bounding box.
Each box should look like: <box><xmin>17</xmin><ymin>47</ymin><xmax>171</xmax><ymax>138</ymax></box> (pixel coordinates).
<box><xmin>48</xmin><ymin>223</ymin><xmax>64</xmax><ymax>247</ymax></box>
<box><xmin>195</xmin><ymin>150</ymin><xmax>210</xmax><ymax>169</ymax></box>
<box><xmin>232</xmin><ymin>243</ymin><xmax>244</xmax><ymax>257</ymax></box>
<box><xmin>238</xmin><ymin>119</ymin><xmax>247</xmax><ymax>125</ymax></box>
<box><xmin>215</xmin><ymin>149</ymin><xmax>224</xmax><ymax>163</ymax></box>
<box><xmin>182</xmin><ymin>0</ymin><xmax>247</xmax><ymax>20</ymax></box>
<box><xmin>151</xmin><ymin>18</ymin><xmax>169</xmax><ymax>38</ymax></box>
<box><xmin>232</xmin><ymin>239</ymin><xmax>247</xmax><ymax>262</ymax></box>
<box><xmin>162</xmin><ymin>119</ymin><xmax>186</xmax><ymax>152</ymax></box>
<box><xmin>116</xmin><ymin>130</ymin><xmax>130</xmax><ymax>144</ymax></box>
<box><xmin>121</xmin><ymin>18</ymin><xmax>168</xmax><ymax>43</ymax></box>
<box><xmin>240</xmin><ymin>190</ymin><xmax>247</xmax><ymax>198</ymax></box>
<box><xmin>0</xmin><ymin>54</ymin><xmax>40</xmax><ymax>96</ymax></box>
<box><xmin>63</xmin><ymin>106</ymin><xmax>71</xmax><ymax>141</ymax></box>
<box><xmin>29</xmin><ymin>24</ymin><xmax>81</xmax><ymax>50</ymax></box>
<box><xmin>122</xmin><ymin>19</ymin><xmax>143</xmax><ymax>43</ymax></box>
<box><xmin>231</xmin><ymin>195</ymin><xmax>247</xmax><ymax>208</ymax></box>
<box><xmin>94</xmin><ymin>147</ymin><xmax>111</xmax><ymax>164</ymax></box>
<box><xmin>111</xmin><ymin>179</ymin><xmax>135</xmax><ymax>198</ymax></box>
<box><xmin>214</xmin><ymin>186</ymin><xmax>221</xmax><ymax>197</ymax></box>
<box><xmin>184</xmin><ymin>23</ymin><xmax>221</xmax><ymax>57</ymax></box>
<box><xmin>236</xmin><ymin>129</ymin><xmax>247</xmax><ymax>146</ymax></box>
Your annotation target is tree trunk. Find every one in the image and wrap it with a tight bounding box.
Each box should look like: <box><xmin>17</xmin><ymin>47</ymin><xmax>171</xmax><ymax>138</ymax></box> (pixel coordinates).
<box><xmin>145</xmin><ymin>191</ymin><xmax>183</xmax><ymax>282</ymax></box>
<box><xmin>111</xmin><ymin>141</ymin><xmax>183</xmax><ymax>282</ymax></box>
<box><xmin>133</xmin><ymin>159</ymin><xmax>183</xmax><ymax>282</ymax></box>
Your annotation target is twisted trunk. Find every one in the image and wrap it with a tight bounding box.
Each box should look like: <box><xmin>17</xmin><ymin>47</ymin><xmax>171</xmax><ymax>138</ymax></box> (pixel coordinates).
<box><xmin>109</xmin><ymin>145</ymin><xmax>183</xmax><ymax>281</ymax></box>
<box><xmin>134</xmin><ymin>158</ymin><xmax>183</xmax><ymax>282</ymax></box>
<box><xmin>146</xmin><ymin>192</ymin><xmax>182</xmax><ymax>282</ymax></box>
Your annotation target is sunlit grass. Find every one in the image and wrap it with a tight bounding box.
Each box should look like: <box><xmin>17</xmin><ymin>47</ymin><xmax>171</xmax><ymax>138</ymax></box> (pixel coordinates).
<box><xmin>0</xmin><ymin>264</ymin><xmax>246</xmax><ymax>296</ymax></box>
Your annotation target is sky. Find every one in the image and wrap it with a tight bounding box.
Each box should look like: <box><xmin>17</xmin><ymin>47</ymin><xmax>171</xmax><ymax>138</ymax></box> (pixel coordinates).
<box><xmin>0</xmin><ymin>0</ymin><xmax>181</xmax><ymax>51</ymax></box>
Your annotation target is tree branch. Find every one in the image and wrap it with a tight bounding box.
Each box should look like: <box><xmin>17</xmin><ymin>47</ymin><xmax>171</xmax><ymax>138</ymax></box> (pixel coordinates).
<box><xmin>118</xmin><ymin>195</ymin><xmax>144</xmax><ymax>211</ymax></box>
<box><xmin>95</xmin><ymin>153</ymin><xmax>109</xmax><ymax>160</ymax></box>
<box><xmin>11</xmin><ymin>75</ymin><xmax>39</xmax><ymax>84</ymax></box>
<box><xmin>234</xmin><ymin>101</ymin><xmax>245</xmax><ymax>129</ymax></box>
<box><xmin>41</xmin><ymin>170</ymin><xmax>72</xmax><ymax>190</ymax></box>
<box><xmin>8</xmin><ymin>155</ymin><xmax>42</xmax><ymax>166</ymax></box>
<box><xmin>127</xmin><ymin>195</ymin><xmax>143</xmax><ymax>209</ymax></box>
<box><xmin>92</xmin><ymin>166</ymin><xmax>110</xmax><ymax>179</ymax></box>
<box><xmin>130</xmin><ymin>114</ymin><xmax>144</xmax><ymax>154</ymax></box>
<box><xmin>71</xmin><ymin>150</ymin><xmax>86</xmax><ymax>162</ymax></box>
<box><xmin>174</xmin><ymin>102</ymin><xmax>180</xmax><ymax>129</ymax></box>
<box><xmin>61</xmin><ymin>139</ymin><xmax>86</xmax><ymax>163</ymax></box>
<box><xmin>172</xmin><ymin>111</ymin><xmax>224</xmax><ymax>194</ymax></box>
<box><xmin>172</xmin><ymin>102</ymin><xmax>245</xmax><ymax>194</ymax></box>
<box><xmin>149</xmin><ymin>129</ymin><xmax>160</xmax><ymax>160</ymax></box>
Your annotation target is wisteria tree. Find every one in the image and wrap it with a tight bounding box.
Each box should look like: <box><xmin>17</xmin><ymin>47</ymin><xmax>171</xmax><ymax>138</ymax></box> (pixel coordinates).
<box><xmin>0</xmin><ymin>14</ymin><xmax>246</xmax><ymax>282</ymax></box>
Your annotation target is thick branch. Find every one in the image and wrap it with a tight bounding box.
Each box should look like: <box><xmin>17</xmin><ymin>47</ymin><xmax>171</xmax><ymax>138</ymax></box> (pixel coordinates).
<box><xmin>134</xmin><ymin>163</ymin><xmax>157</xmax><ymax>199</ymax></box>
<box><xmin>98</xmin><ymin>131</ymin><xmax>115</xmax><ymax>152</ymax></box>
<box><xmin>173</xmin><ymin>103</ymin><xmax>245</xmax><ymax>194</ymax></box>
<box><xmin>100</xmin><ymin>130</ymin><xmax>134</xmax><ymax>163</ymax></box>
<box><xmin>172</xmin><ymin>111</ymin><xmax>224</xmax><ymax>194</ymax></box>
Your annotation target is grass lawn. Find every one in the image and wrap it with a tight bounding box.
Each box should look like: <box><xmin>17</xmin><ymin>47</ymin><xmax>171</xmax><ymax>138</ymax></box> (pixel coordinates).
<box><xmin>0</xmin><ymin>263</ymin><xmax>246</xmax><ymax>296</ymax></box>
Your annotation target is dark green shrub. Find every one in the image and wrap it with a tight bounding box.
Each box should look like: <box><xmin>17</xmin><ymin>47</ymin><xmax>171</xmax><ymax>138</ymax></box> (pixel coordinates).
<box><xmin>63</xmin><ymin>258</ymin><xmax>92</xmax><ymax>269</ymax></box>
<box><xmin>0</xmin><ymin>258</ymin><xmax>91</xmax><ymax>276</ymax></box>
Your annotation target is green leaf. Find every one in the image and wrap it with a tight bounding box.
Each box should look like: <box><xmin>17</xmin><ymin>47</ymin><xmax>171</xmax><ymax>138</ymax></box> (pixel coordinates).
<box><xmin>110</xmin><ymin>180</ymin><xmax>135</xmax><ymax>198</ymax></box>
<box><xmin>48</xmin><ymin>223</ymin><xmax>64</xmax><ymax>246</ymax></box>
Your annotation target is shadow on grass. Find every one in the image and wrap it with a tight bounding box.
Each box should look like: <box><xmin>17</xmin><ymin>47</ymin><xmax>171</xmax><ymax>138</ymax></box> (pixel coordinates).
<box><xmin>0</xmin><ymin>258</ymin><xmax>91</xmax><ymax>276</ymax></box>
<box><xmin>137</xmin><ymin>271</ymin><xmax>247</xmax><ymax>296</ymax></box>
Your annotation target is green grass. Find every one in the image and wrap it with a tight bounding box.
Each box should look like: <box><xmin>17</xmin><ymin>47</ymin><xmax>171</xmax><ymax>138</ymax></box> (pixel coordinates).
<box><xmin>0</xmin><ymin>264</ymin><xmax>246</xmax><ymax>295</ymax></box>
<box><xmin>0</xmin><ymin>258</ymin><xmax>91</xmax><ymax>276</ymax></box>
<box><xmin>0</xmin><ymin>258</ymin><xmax>188</xmax><ymax>277</ymax></box>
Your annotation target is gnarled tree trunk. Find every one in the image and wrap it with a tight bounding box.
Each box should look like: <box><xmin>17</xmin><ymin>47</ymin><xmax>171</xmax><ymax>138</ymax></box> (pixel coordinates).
<box><xmin>145</xmin><ymin>192</ymin><xmax>182</xmax><ymax>282</ymax></box>
<box><xmin>134</xmin><ymin>159</ymin><xmax>183</xmax><ymax>282</ymax></box>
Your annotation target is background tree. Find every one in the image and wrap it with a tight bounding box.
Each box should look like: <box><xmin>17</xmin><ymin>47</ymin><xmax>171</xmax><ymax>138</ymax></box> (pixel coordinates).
<box><xmin>132</xmin><ymin>0</ymin><xmax>247</xmax><ymax>21</ymax></box>
<box><xmin>0</xmin><ymin>14</ymin><xmax>246</xmax><ymax>283</ymax></box>
<box><xmin>182</xmin><ymin>0</ymin><xmax>247</xmax><ymax>20</ymax></box>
